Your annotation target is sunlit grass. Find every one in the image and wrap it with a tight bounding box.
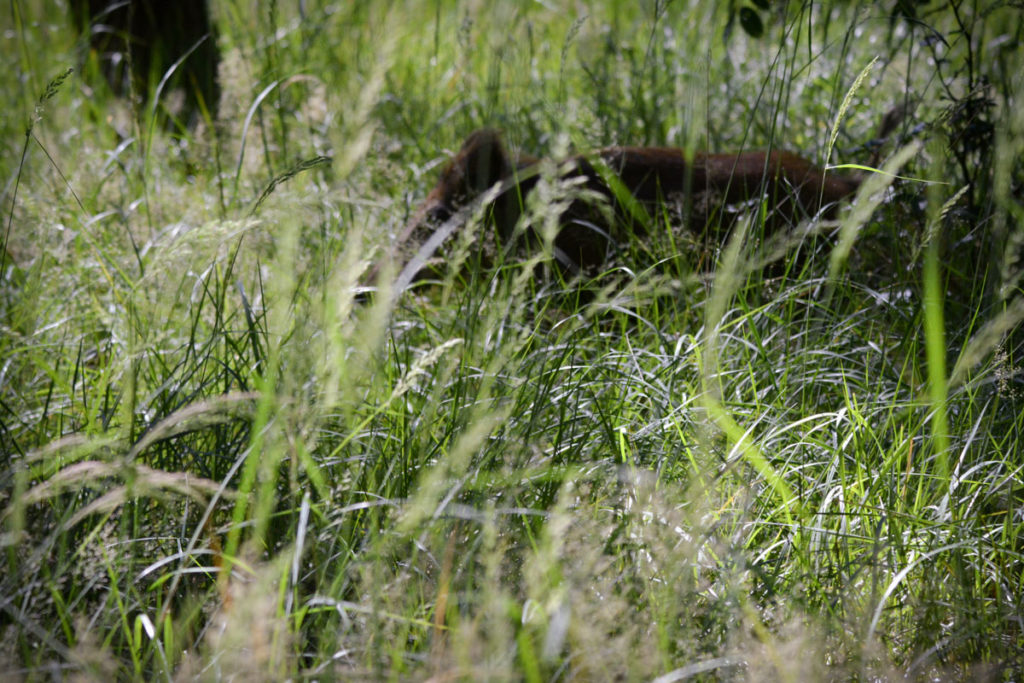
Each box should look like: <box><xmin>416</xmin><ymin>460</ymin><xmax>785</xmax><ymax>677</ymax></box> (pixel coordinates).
<box><xmin>2</xmin><ymin>0</ymin><xmax>1023</xmax><ymax>680</ymax></box>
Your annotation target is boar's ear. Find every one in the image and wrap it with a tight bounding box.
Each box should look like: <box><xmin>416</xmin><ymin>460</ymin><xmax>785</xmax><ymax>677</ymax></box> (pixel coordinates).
<box><xmin>426</xmin><ymin>129</ymin><xmax>512</xmax><ymax>211</ymax></box>
<box><xmin>460</xmin><ymin>128</ymin><xmax>514</xmax><ymax>194</ymax></box>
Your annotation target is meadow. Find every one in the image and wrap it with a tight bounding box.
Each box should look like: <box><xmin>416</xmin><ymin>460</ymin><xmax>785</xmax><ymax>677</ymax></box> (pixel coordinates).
<box><xmin>2</xmin><ymin>0</ymin><xmax>1023</xmax><ymax>679</ymax></box>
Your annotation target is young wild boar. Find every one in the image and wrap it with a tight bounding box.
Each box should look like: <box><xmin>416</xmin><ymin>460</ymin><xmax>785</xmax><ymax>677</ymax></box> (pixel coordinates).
<box><xmin>377</xmin><ymin>128</ymin><xmax>863</xmax><ymax>286</ymax></box>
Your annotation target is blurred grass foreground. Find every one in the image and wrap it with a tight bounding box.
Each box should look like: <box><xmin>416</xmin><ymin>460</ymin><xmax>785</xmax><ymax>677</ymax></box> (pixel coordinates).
<box><xmin>2</xmin><ymin>1</ymin><xmax>1024</xmax><ymax>680</ymax></box>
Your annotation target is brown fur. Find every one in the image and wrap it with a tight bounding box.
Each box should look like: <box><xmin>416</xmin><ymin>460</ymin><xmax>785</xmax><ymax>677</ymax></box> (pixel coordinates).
<box><xmin>71</xmin><ymin>0</ymin><xmax>220</xmax><ymax>123</ymax></box>
<box><xmin>380</xmin><ymin>129</ymin><xmax>863</xmax><ymax>283</ymax></box>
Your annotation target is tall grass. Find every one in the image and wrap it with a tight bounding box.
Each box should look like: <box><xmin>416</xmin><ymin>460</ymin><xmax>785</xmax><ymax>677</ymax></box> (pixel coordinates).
<box><xmin>2</xmin><ymin>0</ymin><xmax>1023</xmax><ymax>680</ymax></box>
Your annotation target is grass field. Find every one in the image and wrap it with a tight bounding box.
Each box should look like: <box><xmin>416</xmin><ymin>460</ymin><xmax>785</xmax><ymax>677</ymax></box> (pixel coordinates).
<box><xmin>2</xmin><ymin>1</ymin><xmax>1023</xmax><ymax>680</ymax></box>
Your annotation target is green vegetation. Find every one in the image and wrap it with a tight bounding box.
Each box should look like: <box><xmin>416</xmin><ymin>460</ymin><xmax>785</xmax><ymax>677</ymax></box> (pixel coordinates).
<box><xmin>2</xmin><ymin>1</ymin><xmax>1022</xmax><ymax>679</ymax></box>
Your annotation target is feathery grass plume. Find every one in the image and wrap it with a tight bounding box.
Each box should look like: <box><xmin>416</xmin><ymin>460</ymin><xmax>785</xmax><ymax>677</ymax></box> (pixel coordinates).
<box><xmin>3</xmin><ymin>68</ymin><xmax>73</xmax><ymax>283</ymax></box>
<box><xmin>827</xmin><ymin>56</ymin><xmax>877</xmax><ymax>165</ymax></box>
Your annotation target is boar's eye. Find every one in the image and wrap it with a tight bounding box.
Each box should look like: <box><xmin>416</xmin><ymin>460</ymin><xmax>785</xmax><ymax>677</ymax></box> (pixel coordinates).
<box><xmin>426</xmin><ymin>203</ymin><xmax>454</xmax><ymax>225</ymax></box>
